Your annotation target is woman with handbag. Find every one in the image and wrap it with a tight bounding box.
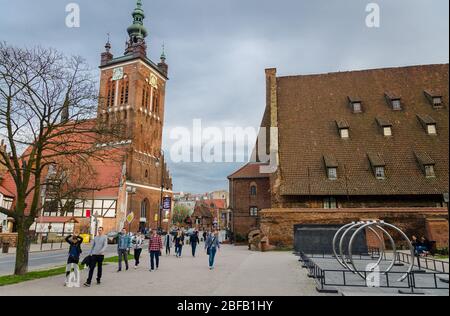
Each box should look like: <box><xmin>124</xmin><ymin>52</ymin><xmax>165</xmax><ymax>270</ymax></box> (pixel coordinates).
<box><xmin>148</xmin><ymin>230</ymin><xmax>163</xmax><ymax>272</ymax></box>
<box><xmin>205</xmin><ymin>230</ymin><xmax>220</xmax><ymax>270</ymax></box>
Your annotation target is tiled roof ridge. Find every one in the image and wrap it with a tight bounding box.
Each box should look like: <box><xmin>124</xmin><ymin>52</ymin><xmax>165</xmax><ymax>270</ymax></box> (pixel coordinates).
<box><xmin>276</xmin><ymin>63</ymin><xmax>449</xmax><ymax>80</ymax></box>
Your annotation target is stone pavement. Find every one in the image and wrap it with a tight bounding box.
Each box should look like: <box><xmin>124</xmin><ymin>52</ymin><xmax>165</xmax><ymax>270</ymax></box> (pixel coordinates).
<box><xmin>0</xmin><ymin>245</ymin><xmax>324</xmax><ymax>296</ymax></box>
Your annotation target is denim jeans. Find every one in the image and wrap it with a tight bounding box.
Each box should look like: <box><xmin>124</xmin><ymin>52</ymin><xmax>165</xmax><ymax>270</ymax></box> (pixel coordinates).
<box><xmin>191</xmin><ymin>242</ymin><xmax>197</xmax><ymax>257</ymax></box>
<box><xmin>176</xmin><ymin>245</ymin><xmax>183</xmax><ymax>257</ymax></box>
<box><xmin>208</xmin><ymin>247</ymin><xmax>217</xmax><ymax>268</ymax></box>
<box><xmin>118</xmin><ymin>249</ymin><xmax>128</xmax><ymax>270</ymax></box>
<box><xmin>150</xmin><ymin>251</ymin><xmax>160</xmax><ymax>270</ymax></box>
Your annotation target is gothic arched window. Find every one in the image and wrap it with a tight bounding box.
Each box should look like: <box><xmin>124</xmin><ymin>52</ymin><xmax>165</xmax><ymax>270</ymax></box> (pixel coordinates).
<box><xmin>106</xmin><ymin>79</ymin><xmax>114</xmax><ymax>107</ymax></box>
<box><xmin>140</xmin><ymin>199</ymin><xmax>148</xmax><ymax>219</ymax></box>
<box><xmin>119</xmin><ymin>76</ymin><xmax>129</xmax><ymax>105</ymax></box>
<box><xmin>146</xmin><ymin>87</ymin><xmax>151</xmax><ymax>111</ymax></box>
<box><xmin>142</xmin><ymin>86</ymin><xmax>146</xmax><ymax>108</ymax></box>
<box><xmin>250</xmin><ymin>184</ymin><xmax>257</xmax><ymax>196</ymax></box>
<box><xmin>153</xmin><ymin>91</ymin><xmax>159</xmax><ymax>115</ymax></box>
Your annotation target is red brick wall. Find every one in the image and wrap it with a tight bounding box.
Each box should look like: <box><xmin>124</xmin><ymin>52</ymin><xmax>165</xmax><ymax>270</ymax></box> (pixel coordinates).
<box><xmin>259</xmin><ymin>208</ymin><xmax>449</xmax><ymax>249</ymax></box>
<box><xmin>426</xmin><ymin>218</ymin><xmax>449</xmax><ymax>249</ymax></box>
<box><xmin>230</xmin><ymin>177</ymin><xmax>271</xmax><ymax>238</ymax></box>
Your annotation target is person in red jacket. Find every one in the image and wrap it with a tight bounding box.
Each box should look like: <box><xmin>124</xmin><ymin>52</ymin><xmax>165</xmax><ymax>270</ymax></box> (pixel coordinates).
<box><xmin>148</xmin><ymin>230</ymin><xmax>163</xmax><ymax>271</ymax></box>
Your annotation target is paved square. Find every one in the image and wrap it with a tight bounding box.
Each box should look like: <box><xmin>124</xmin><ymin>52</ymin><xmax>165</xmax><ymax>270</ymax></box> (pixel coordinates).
<box><xmin>0</xmin><ymin>246</ymin><xmax>323</xmax><ymax>296</ymax></box>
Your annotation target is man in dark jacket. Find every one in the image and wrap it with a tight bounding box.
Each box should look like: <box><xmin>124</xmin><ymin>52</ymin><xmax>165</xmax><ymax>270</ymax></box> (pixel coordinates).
<box><xmin>190</xmin><ymin>230</ymin><xmax>200</xmax><ymax>257</ymax></box>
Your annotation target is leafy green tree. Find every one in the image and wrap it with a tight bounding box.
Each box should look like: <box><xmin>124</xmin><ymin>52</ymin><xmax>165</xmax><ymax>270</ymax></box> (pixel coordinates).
<box><xmin>172</xmin><ymin>204</ymin><xmax>191</xmax><ymax>225</ymax></box>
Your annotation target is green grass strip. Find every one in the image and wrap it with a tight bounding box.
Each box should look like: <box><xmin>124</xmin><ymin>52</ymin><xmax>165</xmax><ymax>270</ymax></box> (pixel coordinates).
<box><xmin>0</xmin><ymin>254</ymin><xmax>134</xmax><ymax>287</ymax></box>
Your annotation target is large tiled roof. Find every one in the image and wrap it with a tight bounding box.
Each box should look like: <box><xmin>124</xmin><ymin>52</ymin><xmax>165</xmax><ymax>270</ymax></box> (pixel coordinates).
<box><xmin>276</xmin><ymin>64</ymin><xmax>449</xmax><ymax>196</ymax></box>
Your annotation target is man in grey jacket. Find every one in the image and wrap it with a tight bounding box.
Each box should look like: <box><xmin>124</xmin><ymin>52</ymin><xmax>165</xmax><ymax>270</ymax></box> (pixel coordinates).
<box><xmin>117</xmin><ymin>228</ymin><xmax>132</xmax><ymax>272</ymax></box>
<box><xmin>84</xmin><ymin>227</ymin><xmax>108</xmax><ymax>287</ymax></box>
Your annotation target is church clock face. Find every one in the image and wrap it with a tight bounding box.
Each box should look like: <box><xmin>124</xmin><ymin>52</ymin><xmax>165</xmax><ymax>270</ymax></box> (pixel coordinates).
<box><xmin>112</xmin><ymin>67</ymin><xmax>124</xmax><ymax>81</ymax></box>
<box><xmin>150</xmin><ymin>74</ymin><xmax>158</xmax><ymax>88</ymax></box>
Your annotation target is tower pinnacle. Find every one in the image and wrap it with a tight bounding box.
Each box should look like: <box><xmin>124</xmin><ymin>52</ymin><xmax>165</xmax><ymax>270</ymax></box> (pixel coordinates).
<box><xmin>125</xmin><ymin>0</ymin><xmax>148</xmax><ymax>56</ymax></box>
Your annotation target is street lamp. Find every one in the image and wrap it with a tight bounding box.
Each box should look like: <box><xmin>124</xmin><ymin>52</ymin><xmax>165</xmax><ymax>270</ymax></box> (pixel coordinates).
<box><xmin>155</xmin><ymin>149</ymin><xmax>165</xmax><ymax>233</ymax></box>
<box><xmin>126</xmin><ymin>186</ymin><xmax>137</xmax><ymax>232</ymax></box>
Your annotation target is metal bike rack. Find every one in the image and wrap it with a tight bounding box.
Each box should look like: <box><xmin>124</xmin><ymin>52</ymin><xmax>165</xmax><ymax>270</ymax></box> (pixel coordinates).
<box><xmin>332</xmin><ymin>220</ymin><xmax>415</xmax><ymax>282</ymax></box>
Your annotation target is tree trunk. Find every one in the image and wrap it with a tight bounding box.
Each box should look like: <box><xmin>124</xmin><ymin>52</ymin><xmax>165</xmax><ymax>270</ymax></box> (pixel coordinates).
<box><xmin>14</xmin><ymin>223</ymin><xmax>30</xmax><ymax>275</ymax></box>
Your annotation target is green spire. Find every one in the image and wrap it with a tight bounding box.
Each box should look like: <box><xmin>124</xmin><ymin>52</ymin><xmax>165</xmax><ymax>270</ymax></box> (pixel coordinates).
<box><xmin>127</xmin><ymin>0</ymin><xmax>148</xmax><ymax>40</ymax></box>
<box><xmin>160</xmin><ymin>43</ymin><xmax>166</xmax><ymax>61</ymax></box>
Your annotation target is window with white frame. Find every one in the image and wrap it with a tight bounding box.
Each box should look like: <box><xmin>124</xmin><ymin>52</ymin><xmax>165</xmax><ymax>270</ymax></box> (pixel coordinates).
<box><xmin>250</xmin><ymin>207</ymin><xmax>258</xmax><ymax>217</ymax></box>
<box><xmin>340</xmin><ymin>128</ymin><xmax>349</xmax><ymax>139</ymax></box>
<box><xmin>375</xmin><ymin>167</ymin><xmax>386</xmax><ymax>180</ymax></box>
<box><xmin>352</xmin><ymin>102</ymin><xmax>362</xmax><ymax>113</ymax></box>
<box><xmin>383</xmin><ymin>126</ymin><xmax>392</xmax><ymax>137</ymax></box>
<box><xmin>327</xmin><ymin>167</ymin><xmax>338</xmax><ymax>180</ymax></box>
<box><xmin>323</xmin><ymin>197</ymin><xmax>337</xmax><ymax>209</ymax></box>
<box><xmin>433</xmin><ymin>97</ymin><xmax>443</xmax><ymax>108</ymax></box>
<box><xmin>427</xmin><ymin>124</ymin><xmax>437</xmax><ymax>135</ymax></box>
<box><xmin>424</xmin><ymin>165</ymin><xmax>436</xmax><ymax>178</ymax></box>
<box><xmin>392</xmin><ymin>99</ymin><xmax>402</xmax><ymax>111</ymax></box>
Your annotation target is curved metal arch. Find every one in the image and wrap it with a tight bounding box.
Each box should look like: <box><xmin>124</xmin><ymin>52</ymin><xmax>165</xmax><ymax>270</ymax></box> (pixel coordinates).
<box><xmin>348</xmin><ymin>221</ymin><xmax>414</xmax><ymax>282</ymax></box>
<box><xmin>348</xmin><ymin>222</ymin><xmax>397</xmax><ymax>279</ymax></box>
<box><xmin>338</xmin><ymin>221</ymin><xmax>366</xmax><ymax>272</ymax></box>
<box><xmin>332</xmin><ymin>222</ymin><xmax>356</xmax><ymax>269</ymax></box>
<box><xmin>333</xmin><ymin>222</ymin><xmax>386</xmax><ymax>271</ymax></box>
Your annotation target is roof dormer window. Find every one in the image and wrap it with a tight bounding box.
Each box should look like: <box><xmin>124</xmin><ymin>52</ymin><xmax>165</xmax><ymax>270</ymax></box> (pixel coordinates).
<box><xmin>323</xmin><ymin>155</ymin><xmax>338</xmax><ymax>180</ymax></box>
<box><xmin>424</xmin><ymin>90</ymin><xmax>443</xmax><ymax>109</ymax></box>
<box><xmin>336</xmin><ymin>120</ymin><xmax>350</xmax><ymax>139</ymax></box>
<box><xmin>417</xmin><ymin>114</ymin><xmax>437</xmax><ymax>135</ymax></box>
<box><xmin>348</xmin><ymin>96</ymin><xmax>362</xmax><ymax>113</ymax></box>
<box><xmin>368</xmin><ymin>153</ymin><xmax>386</xmax><ymax>180</ymax></box>
<box><xmin>376</xmin><ymin>118</ymin><xmax>393</xmax><ymax>137</ymax></box>
<box><xmin>385</xmin><ymin>92</ymin><xmax>402</xmax><ymax>111</ymax></box>
<box><xmin>414</xmin><ymin>152</ymin><xmax>436</xmax><ymax>178</ymax></box>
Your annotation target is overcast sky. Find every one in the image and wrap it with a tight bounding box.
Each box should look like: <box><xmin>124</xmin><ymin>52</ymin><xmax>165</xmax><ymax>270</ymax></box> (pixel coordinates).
<box><xmin>0</xmin><ymin>0</ymin><xmax>448</xmax><ymax>193</ymax></box>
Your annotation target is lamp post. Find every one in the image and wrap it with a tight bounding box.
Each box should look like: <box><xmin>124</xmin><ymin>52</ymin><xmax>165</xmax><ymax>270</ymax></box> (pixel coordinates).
<box><xmin>155</xmin><ymin>149</ymin><xmax>165</xmax><ymax>233</ymax></box>
<box><xmin>126</xmin><ymin>186</ymin><xmax>137</xmax><ymax>232</ymax></box>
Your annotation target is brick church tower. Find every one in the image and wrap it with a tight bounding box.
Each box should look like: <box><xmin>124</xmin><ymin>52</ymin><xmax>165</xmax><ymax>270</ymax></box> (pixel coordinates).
<box><xmin>97</xmin><ymin>0</ymin><xmax>172</xmax><ymax>232</ymax></box>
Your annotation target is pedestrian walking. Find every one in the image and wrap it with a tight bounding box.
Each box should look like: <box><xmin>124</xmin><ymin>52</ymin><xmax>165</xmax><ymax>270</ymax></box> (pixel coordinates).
<box><xmin>205</xmin><ymin>230</ymin><xmax>220</xmax><ymax>269</ymax></box>
<box><xmin>84</xmin><ymin>227</ymin><xmax>108</xmax><ymax>287</ymax></box>
<box><xmin>117</xmin><ymin>228</ymin><xmax>132</xmax><ymax>272</ymax></box>
<box><xmin>132</xmin><ymin>231</ymin><xmax>145</xmax><ymax>268</ymax></box>
<box><xmin>149</xmin><ymin>230</ymin><xmax>163</xmax><ymax>271</ymax></box>
<box><xmin>164</xmin><ymin>231</ymin><xmax>173</xmax><ymax>255</ymax></box>
<box><xmin>190</xmin><ymin>230</ymin><xmax>200</xmax><ymax>257</ymax></box>
<box><xmin>202</xmin><ymin>230</ymin><xmax>208</xmax><ymax>243</ymax></box>
<box><xmin>64</xmin><ymin>233</ymin><xmax>83</xmax><ymax>286</ymax></box>
<box><xmin>174</xmin><ymin>230</ymin><xmax>185</xmax><ymax>258</ymax></box>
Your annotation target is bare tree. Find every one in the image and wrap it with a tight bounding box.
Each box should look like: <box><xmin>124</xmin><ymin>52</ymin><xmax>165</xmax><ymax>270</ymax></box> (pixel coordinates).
<box><xmin>0</xmin><ymin>42</ymin><xmax>123</xmax><ymax>275</ymax></box>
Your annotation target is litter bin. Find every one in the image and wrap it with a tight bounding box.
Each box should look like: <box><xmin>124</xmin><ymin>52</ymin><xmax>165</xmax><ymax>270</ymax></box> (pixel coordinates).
<box><xmin>2</xmin><ymin>242</ymin><xmax>10</xmax><ymax>254</ymax></box>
